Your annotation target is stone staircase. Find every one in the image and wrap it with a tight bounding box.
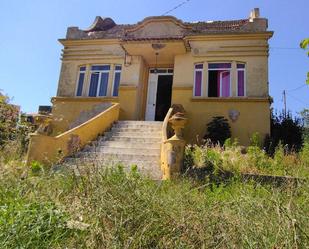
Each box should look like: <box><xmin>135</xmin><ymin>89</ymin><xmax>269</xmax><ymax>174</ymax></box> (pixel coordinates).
<box><xmin>64</xmin><ymin>121</ymin><xmax>163</xmax><ymax>179</ymax></box>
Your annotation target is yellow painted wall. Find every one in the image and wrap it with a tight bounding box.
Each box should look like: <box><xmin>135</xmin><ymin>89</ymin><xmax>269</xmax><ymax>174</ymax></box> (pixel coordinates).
<box><xmin>50</xmin><ymin>97</ymin><xmax>118</xmax><ymax>134</ymax></box>
<box><xmin>26</xmin><ymin>103</ymin><xmax>120</xmax><ymax>165</ymax></box>
<box><xmin>118</xmin><ymin>55</ymin><xmax>148</xmax><ymax>120</ymax></box>
<box><xmin>118</xmin><ymin>86</ymin><xmax>138</xmax><ymax>120</ymax></box>
<box><xmin>172</xmin><ymin>88</ymin><xmax>270</xmax><ymax>145</ymax></box>
<box><xmin>173</xmin><ymin>46</ymin><xmax>269</xmax><ymax>97</ymax></box>
<box><xmin>53</xmin><ymin>34</ymin><xmax>271</xmax><ymax>146</ymax></box>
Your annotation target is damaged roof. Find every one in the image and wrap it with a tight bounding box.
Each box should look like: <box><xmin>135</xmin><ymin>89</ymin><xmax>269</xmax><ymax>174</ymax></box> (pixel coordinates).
<box><xmin>65</xmin><ymin>12</ymin><xmax>271</xmax><ymax>41</ymax></box>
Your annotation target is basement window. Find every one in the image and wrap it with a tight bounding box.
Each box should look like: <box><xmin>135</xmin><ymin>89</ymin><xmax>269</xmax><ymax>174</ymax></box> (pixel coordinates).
<box><xmin>112</xmin><ymin>65</ymin><xmax>122</xmax><ymax>97</ymax></box>
<box><xmin>88</xmin><ymin>65</ymin><xmax>110</xmax><ymax>97</ymax></box>
<box><xmin>194</xmin><ymin>64</ymin><xmax>203</xmax><ymax>97</ymax></box>
<box><xmin>208</xmin><ymin>63</ymin><xmax>231</xmax><ymax>97</ymax></box>
<box><xmin>237</xmin><ymin>63</ymin><xmax>246</xmax><ymax>97</ymax></box>
<box><xmin>76</xmin><ymin>66</ymin><xmax>86</xmax><ymax>96</ymax></box>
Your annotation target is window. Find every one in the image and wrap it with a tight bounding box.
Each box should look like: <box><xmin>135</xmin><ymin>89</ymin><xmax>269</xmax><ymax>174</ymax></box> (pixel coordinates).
<box><xmin>237</xmin><ymin>63</ymin><xmax>246</xmax><ymax>97</ymax></box>
<box><xmin>76</xmin><ymin>66</ymin><xmax>86</xmax><ymax>96</ymax></box>
<box><xmin>112</xmin><ymin>65</ymin><xmax>122</xmax><ymax>96</ymax></box>
<box><xmin>88</xmin><ymin>65</ymin><xmax>110</xmax><ymax>97</ymax></box>
<box><xmin>208</xmin><ymin>63</ymin><xmax>231</xmax><ymax>97</ymax></box>
<box><xmin>194</xmin><ymin>64</ymin><xmax>203</xmax><ymax>97</ymax></box>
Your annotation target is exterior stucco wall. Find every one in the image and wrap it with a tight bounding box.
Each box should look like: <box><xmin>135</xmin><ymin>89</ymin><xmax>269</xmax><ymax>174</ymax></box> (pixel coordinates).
<box><xmin>172</xmin><ymin>88</ymin><xmax>270</xmax><ymax>145</ymax></box>
<box><xmin>53</xmin><ymin>34</ymin><xmax>271</xmax><ymax>146</ymax></box>
<box><xmin>57</xmin><ymin>43</ymin><xmax>124</xmax><ymax>97</ymax></box>
<box><xmin>119</xmin><ymin>55</ymin><xmax>147</xmax><ymax>120</ymax></box>
<box><xmin>50</xmin><ymin>97</ymin><xmax>118</xmax><ymax>135</ymax></box>
<box><xmin>173</xmin><ymin>38</ymin><xmax>269</xmax><ymax>97</ymax></box>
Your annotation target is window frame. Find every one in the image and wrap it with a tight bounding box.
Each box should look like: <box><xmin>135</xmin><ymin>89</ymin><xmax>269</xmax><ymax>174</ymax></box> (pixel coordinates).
<box><xmin>75</xmin><ymin>66</ymin><xmax>86</xmax><ymax>97</ymax></box>
<box><xmin>193</xmin><ymin>63</ymin><xmax>204</xmax><ymax>97</ymax></box>
<box><xmin>111</xmin><ymin>65</ymin><xmax>122</xmax><ymax>97</ymax></box>
<box><xmin>236</xmin><ymin>63</ymin><xmax>246</xmax><ymax>97</ymax></box>
<box><xmin>208</xmin><ymin>62</ymin><xmax>232</xmax><ymax>97</ymax></box>
<box><xmin>88</xmin><ymin>64</ymin><xmax>110</xmax><ymax>97</ymax></box>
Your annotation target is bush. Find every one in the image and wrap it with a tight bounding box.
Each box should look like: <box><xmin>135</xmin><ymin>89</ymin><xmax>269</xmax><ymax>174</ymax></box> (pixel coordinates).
<box><xmin>0</xmin><ymin>91</ymin><xmax>34</xmax><ymax>159</ymax></box>
<box><xmin>204</xmin><ymin>116</ymin><xmax>231</xmax><ymax>145</ymax></box>
<box><xmin>265</xmin><ymin>111</ymin><xmax>304</xmax><ymax>155</ymax></box>
<box><xmin>184</xmin><ymin>135</ymin><xmax>309</xmax><ymax>178</ymax></box>
<box><xmin>0</xmin><ymin>93</ymin><xmax>19</xmax><ymax>147</ymax></box>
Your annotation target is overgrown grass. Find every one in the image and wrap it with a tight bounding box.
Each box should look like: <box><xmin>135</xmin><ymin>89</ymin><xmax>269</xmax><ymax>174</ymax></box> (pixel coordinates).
<box><xmin>0</xmin><ymin>161</ymin><xmax>309</xmax><ymax>248</ymax></box>
<box><xmin>185</xmin><ymin>140</ymin><xmax>309</xmax><ymax>178</ymax></box>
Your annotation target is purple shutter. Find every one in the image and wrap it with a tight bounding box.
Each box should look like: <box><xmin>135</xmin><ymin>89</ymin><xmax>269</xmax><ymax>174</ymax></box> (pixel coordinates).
<box><xmin>194</xmin><ymin>71</ymin><xmax>202</xmax><ymax>96</ymax></box>
<box><xmin>237</xmin><ymin>70</ymin><xmax>245</xmax><ymax>96</ymax></box>
<box><xmin>221</xmin><ymin>71</ymin><xmax>230</xmax><ymax>97</ymax></box>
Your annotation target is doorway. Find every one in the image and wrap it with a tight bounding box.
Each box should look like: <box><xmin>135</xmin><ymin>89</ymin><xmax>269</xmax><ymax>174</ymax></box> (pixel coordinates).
<box><xmin>145</xmin><ymin>69</ymin><xmax>173</xmax><ymax>121</ymax></box>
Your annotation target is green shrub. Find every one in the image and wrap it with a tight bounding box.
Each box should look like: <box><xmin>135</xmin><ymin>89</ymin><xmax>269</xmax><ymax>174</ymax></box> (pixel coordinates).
<box><xmin>204</xmin><ymin>116</ymin><xmax>231</xmax><ymax>145</ymax></box>
<box><xmin>265</xmin><ymin>111</ymin><xmax>304</xmax><ymax>155</ymax></box>
<box><xmin>30</xmin><ymin>160</ymin><xmax>43</xmax><ymax>175</ymax></box>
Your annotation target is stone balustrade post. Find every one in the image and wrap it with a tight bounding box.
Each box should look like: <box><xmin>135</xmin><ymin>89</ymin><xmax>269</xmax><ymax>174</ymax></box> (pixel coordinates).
<box><xmin>163</xmin><ymin>112</ymin><xmax>187</xmax><ymax>179</ymax></box>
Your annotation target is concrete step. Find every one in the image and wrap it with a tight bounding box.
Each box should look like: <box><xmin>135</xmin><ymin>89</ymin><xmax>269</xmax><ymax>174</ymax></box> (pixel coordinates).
<box><xmin>63</xmin><ymin>120</ymin><xmax>164</xmax><ymax>180</ymax></box>
<box><xmin>111</xmin><ymin>127</ymin><xmax>162</xmax><ymax>133</ymax></box>
<box><xmin>117</xmin><ymin>121</ymin><xmax>163</xmax><ymax>125</ymax></box>
<box><xmin>105</xmin><ymin>131</ymin><xmax>161</xmax><ymax>137</ymax></box>
<box><xmin>96</xmin><ymin>147</ymin><xmax>160</xmax><ymax>154</ymax></box>
<box><xmin>101</xmin><ymin>136</ymin><xmax>161</xmax><ymax>143</ymax></box>
<box><xmin>75</xmin><ymin>152</ymin><xmax>160</xmax><ymax>161</ymax></box>
<box><xmin>65</xmin><ymin>157</ymin><xmax>159</xmax><ymax>167</ymax></box>
<box><xmin>96</xmin><ymin>140</ymin><xmax>161</xmax><ymax>149</ymax></box>
<box><xmin>115</xmin><ymin>121</ymin><xmax>163</xmax><ymax>128</ymax></box>
<box><xmin>64</xmin><ymin>159</ymin><xmax>162</xmax><ymax>180</ymax></box>
<box><xmin>104</xmin><ymin>132</ymin><xmax>160</xmax><ymax>137</ymax></box>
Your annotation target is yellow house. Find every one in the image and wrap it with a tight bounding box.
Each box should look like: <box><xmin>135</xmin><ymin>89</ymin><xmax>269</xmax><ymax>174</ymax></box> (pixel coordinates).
<box><xmin>27</xmin><ymin>8</ymin><xmax>273</xmax><ymax>177</ymax></box>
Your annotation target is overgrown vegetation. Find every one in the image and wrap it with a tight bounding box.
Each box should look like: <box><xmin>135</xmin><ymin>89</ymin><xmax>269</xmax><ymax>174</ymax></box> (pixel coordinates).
<box><xmin>265</xmin><ymin>111</ymin><xmax>304</xmax><ymax>155</ymax></box>
<box><xmin>185</xmin><ymin>135</ymin><xmax>309</xmax><ymax>178</ymax></box>
<box><xmin>0</xmin><ymin>162</ymin><xmax>309</xmax><ymax>248</ymax></box>
<box><xmin>0</xmin><ymin>91</ymin><xmax>34</xmax><ymax>163</ymax></box>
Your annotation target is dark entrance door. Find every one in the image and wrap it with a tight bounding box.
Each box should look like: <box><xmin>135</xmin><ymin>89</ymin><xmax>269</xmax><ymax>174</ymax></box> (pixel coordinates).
<box><xmin>155</xmin><ymin>75</ymin><xmax>173</xmax><ymax>121</ymax></box>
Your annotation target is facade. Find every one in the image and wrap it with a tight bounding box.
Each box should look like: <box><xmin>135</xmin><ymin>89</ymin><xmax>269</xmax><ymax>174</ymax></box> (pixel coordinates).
<box><xmin>51</xmin><ymin>8</ymin><xmax>273</xmax><ymax>145</ymax></box>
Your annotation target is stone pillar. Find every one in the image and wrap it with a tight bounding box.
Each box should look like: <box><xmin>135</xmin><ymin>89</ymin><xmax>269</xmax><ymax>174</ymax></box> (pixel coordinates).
<box><xmin>163</xmin><ymin>113</ymin><xmax>187</xmax><ymax>179</ymax></box>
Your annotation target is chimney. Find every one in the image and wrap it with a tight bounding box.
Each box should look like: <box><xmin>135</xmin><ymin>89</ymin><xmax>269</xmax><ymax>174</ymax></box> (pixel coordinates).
<box><xmin>249</xmin><ymin>8</ymin><xmax>260</xmax><ymax>21</ymax></box>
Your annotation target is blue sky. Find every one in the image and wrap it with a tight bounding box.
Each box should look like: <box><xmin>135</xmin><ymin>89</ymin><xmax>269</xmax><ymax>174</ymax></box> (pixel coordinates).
<box><xmin>0</xmin><ymin>0</ymin><xmax>308</xmax><ymax>115</ymax></box>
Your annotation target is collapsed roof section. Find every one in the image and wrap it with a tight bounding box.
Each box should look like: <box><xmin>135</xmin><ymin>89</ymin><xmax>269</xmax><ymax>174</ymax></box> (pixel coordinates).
<box><xmin>65</xmin><ymin>8</ymin><xmax>272</xmax><ymax>41</ymax></box>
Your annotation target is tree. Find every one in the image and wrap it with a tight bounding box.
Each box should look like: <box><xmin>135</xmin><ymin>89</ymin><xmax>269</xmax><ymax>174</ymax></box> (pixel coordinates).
<box><xmin>300</xmin><ymin>38</ymin><xmax>309</xmax><ymax>84</ymax></box>
<box><xmin>264</xmin><ymin>111</ymin><xmax>304</xmax><ymax>155</ymax></box>
<box><xmin>0</xmin><ymin>92</ymin><xmax>20</xmax><ymax>146</ymax></box>
<box><xmin>300</xmin><ymin>108</ymin><xmax>309</xmax><ymax>141</ymax></box>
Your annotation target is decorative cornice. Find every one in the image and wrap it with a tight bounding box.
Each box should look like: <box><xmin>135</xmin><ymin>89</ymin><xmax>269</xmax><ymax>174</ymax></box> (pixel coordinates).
<box><xmin>125</xmin><ymin>16</ymin><xmax>190</xmax><ymax>33</ymax></box>
<box><xmin>185</xmin><ymin>32</ymin><xmax>273</xmax><ymax>42</ymax></box>
<box><xmin>51</xmin><ymin>97</ymin><xmax>119</xmax><ymax>103</ymax></box>
<box><xmin>190</xmin><ymin>97</ymin><xmax>271</xmax><ymax>103</ymax></box>
<box><xmin>58</xmin><ymin>38</ymin><xmax>120</xmax><ymax>46</ymax></box>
